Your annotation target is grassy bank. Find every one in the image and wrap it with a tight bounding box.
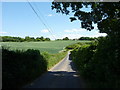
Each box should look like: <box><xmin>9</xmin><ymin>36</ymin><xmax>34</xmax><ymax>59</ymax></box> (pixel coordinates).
<box><xmin>42</xmin><ymin>51</ymin><xmax>67</xmax><ymax>70</ymax></box>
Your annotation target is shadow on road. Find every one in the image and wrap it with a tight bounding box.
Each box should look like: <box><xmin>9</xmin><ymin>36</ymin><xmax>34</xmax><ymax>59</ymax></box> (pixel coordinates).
<box><xmin>68</xmin><ymin>53</ymin><xmax>72</xmax><ymax>60</ymax></box>
<box><xmin>24</xmin><ymin>71</ymin><xmax>85</xmax><ymax>88</ymax></box>
<box><xmin>68</xmin><ymin>53</ymin><xmax>78</xmax><ymax>71</ymax></box>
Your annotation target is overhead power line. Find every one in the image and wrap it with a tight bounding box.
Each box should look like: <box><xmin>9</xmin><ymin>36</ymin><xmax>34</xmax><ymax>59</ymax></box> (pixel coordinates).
<box><xmin>27</xmin><ymin>0</ymin><xmax>56</xmax><ymax>40</ymax></box>
<box><xmin>32</xmin><ymin>3</ymin><xmax>55</xmax><ymax>35</ymax></box>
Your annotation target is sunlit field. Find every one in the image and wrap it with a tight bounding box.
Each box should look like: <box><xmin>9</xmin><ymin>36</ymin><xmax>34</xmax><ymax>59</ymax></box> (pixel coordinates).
<box><xmin>1</xmin><ymin>40</ymin><xmax>91</xmax><ymax>54</ymax></box>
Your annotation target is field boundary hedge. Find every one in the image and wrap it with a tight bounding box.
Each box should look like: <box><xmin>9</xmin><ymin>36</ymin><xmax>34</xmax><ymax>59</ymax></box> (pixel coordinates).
<box><xmin>2</xmin><ymin>47</ymin><xmax>68</xmax><ymax>88</ymax></box>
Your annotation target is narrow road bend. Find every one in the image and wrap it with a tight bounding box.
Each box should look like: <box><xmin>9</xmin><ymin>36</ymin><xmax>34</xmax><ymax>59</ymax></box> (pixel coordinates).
<box><xmin>23</xmin><ymin>51</ymin><xmax>85</xmax><ymax>88</ymax></box>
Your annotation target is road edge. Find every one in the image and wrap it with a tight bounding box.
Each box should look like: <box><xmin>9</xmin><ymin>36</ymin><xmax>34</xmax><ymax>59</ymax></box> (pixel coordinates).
<box><xmin>48</xmin><ymin>51</ymin><xmax>69</xmax><ymax>71</ymax></box>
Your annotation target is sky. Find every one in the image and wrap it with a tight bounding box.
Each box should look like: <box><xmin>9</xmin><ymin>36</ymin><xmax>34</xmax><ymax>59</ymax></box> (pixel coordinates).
<box><xmin>1</xmin><ymin>2</ymin><xmax>107</xmax><ymax>40</ymax></box>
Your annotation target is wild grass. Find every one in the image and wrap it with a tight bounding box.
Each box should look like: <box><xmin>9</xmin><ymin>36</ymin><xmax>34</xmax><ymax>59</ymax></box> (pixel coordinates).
<box><xmin>42</xmin><ymin>51</ymin><xmax>68</xmax><ymax>70</ymax></box>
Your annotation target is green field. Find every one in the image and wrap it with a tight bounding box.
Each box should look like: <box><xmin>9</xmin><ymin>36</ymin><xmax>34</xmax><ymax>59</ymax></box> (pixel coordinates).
<box><xmin>0</xmin><ymin>40</ymin><xmax>91</xmax><ymax>54</ymax></box>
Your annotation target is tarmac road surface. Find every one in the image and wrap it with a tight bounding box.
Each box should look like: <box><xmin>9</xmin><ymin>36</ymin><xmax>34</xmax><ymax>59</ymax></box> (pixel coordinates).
<box><xmin>23</xmin><ymin>51</ymin><xmax>85</xmax><ymax>88</ymax></box>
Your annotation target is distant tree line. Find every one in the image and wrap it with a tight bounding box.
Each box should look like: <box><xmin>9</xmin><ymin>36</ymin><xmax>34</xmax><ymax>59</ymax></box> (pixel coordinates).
<box><xmin>1</xmin><ymin>36</ymin><xmax>51</xmax><ymax>42</ymax></box>
<box><xmin>56</xmin><ymin>37</ymin><xmax>97</xmax><ymax>41</ymax></box>
<box><xmin>1</xmin><ymin>36</ymin><xmax>98</xmax><ymax>42</ymax></box>
<box><xmin>78</xmin><ymin>37</ymin><xmax>97</xmax><ymax>40</ymax></box>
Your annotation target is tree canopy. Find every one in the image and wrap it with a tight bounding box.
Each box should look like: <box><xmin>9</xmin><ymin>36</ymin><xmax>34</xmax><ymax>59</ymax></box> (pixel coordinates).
<box><xmin>51</xmin><ymin>2</ymin><xmax>120</xmax><ymax>87</ymax></box>
<box><xmin>63</xmin><ymin>37</ymin><xmax>69</xmax><ymax>40</ymax></box>
<box><xmin>51</xmin><ymin>2</ymin><xmax>120</xmax><ymax>37</ymax></box>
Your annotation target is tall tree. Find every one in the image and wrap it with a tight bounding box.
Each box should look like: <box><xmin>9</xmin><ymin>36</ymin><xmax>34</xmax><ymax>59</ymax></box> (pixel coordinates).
<box><xmin>63</xmin><ymin>37</ymin><xmax>69</xmax><ymax>40</ymax></box>
<box><xmin>51</xmin><ymin>1</ymin><xmax>120</xmax><ymax>59</ymax></box>
<box><xmin>51</xmin><ymin>2</ymin><xmax>120</xmax><ymax>87</ymax></box>
<box><xmin>51</xmin><ymin>2</ymin><xmax>120</xmax><ymax>36</ymax></box>
<box><xmin>36</xmin><ymin>37</ymin><xmax>41</xmax><ymax>41</ymax></box>
<box><xmin>40</xmin><ymin>36</ymin><xmax>44</xmax><ymax>41</ymax></box>
<box><xmin>45</xmin><ymin>38</ymin><xmax>51</xmax><ymax>41</ymax></box>
<box><xmin>25</xmin><ymin>36</ymin><xmax>31</xmax><ymax>42</ymax></box>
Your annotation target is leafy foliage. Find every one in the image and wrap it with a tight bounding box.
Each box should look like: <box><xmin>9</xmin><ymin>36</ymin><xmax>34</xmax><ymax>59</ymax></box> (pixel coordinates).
<box><xmin>70</xmin><ymin>37</ymin><xmax>120</xmax><ymax>88</ymax></box>
<box><xmin>65</xmin><ymin>42</ymin><xmax>83</xmax><ymax>50</ymax></box>
<box><xmin>78</xmin><ymin>37</ymin><xmax>96</xmax><ymax>40</ymax></box>
<box><xmin>52</xmin><ymin>2</ymin><xmax>120</xmax><ymax>87</ymax></box>
<box><xmin>2</xmin><ymin>48</ymin><xmax>47</xmax><ymax>88</ymax></box>
<box><xmin>52</xmin><ymin>2</ymin><xmax>120</xmax><ymax>33</ymax></box>
<box><xmin>63</xmin><ymin>37</ymin><xmax>69</xmax><ymax>40</ymax></box>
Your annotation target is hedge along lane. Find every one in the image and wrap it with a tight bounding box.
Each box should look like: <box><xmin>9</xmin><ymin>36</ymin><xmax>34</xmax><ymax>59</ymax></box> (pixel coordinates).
<box><xmin>2</xmin><ymin>48</ymin><xmax>47</xmax><ymax>88</ymax></box>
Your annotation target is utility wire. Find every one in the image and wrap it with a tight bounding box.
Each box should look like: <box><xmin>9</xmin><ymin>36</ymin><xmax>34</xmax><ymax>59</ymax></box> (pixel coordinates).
<box><xmin>27</xmin><ymin>0</ymin><xmax>56</xmax><ymax>40</ymax></box>
<box><xmin>33</xmin><ymin>3</ymin><xmax>61</xmax><ymax>40</ymax></box>
<box><xmin>32</xmin><ymin>3</ymin><xmax>55</xmax><ymax>35</ymax></box>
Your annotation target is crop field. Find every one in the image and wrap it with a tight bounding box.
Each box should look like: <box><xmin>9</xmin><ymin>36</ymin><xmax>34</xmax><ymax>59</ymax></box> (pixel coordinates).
<box><xmin>1</xmin><ymin>40</ymin><xmax>91</xmax><ymax>54</ymax></box>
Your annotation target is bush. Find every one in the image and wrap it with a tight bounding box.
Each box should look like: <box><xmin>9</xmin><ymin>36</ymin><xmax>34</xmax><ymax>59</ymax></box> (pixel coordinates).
<box><xmin>65</xmin><ymin>42</ymin><xmax>83</xmax><ymax>50</ymax></box>
<box><xmin>71</xmin><ymin>42</ymin><xmax>97</xmax><ymax>77</ymax></box>
<box><xmin>2</xmin><ymin>48</ymin><xmax>47</xmax><ymax>88</ymax></box>
<box><xmin>70</xmin><ymin>37</ymin><xmax>120</xmax><ymax>88</ymax></box>
<box><xmin>89</xmin><ymin>37</ymin><xmax>120</xmax><ymax>87</ymax></box>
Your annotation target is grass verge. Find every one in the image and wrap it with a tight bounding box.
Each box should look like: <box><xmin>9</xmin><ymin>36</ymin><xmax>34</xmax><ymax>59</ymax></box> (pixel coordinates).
<box><xmin>42</xmin><ymin>51</ymin><xmax>68</xmax><ymax>70</ymax></box>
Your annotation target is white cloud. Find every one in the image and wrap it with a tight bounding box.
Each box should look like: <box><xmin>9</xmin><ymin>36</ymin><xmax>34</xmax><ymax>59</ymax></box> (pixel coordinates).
<box><xmin>48</xmin><ymin>14</ymin><xmax>53</xmax><ymax>17</ymax></box>
<box><xmin>93</xmin><ymin>31</ymin><xmax>107</xmax><ymax>37</ymax></box>
<box><xmin>0</xmin><ymin>31</ymin><xmax>7</xmax><ymax>34</ymax></box>
<box><xmin>62</xmin><ymin>33</ymin><xmax>107</xmax><ymax>39</ymax></box>
<box><xmin>62</xmin><ymin>33</ymin><xmax>82</xmax><ymax>39</ymax></box>
<box><xmin>41</xmin><ymin>29</ymin><xmax>49</xmax><ymax>33</ymax></box>
<box><xmin>46</xmin><ymin>29</ymin><xmax>107</xmax><ymax>40</ymax></box>
<box><xmin>64</xmin><ymin>28</ymin><xmax>86</xmax><ymax>33</ymax></box>
<box><xmin>64</xmin><ymin>28</ymin><xmax>107</xmax><ymax>38</ymax></box>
